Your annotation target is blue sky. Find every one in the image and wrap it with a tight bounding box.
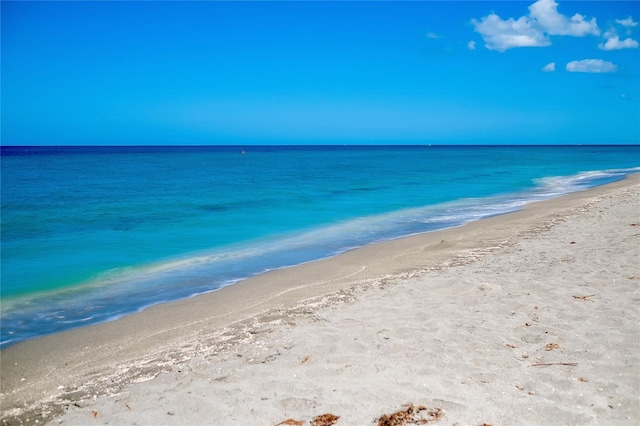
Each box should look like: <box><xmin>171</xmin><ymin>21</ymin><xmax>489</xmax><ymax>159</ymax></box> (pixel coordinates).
<box><xmin>2</xmin><ymin>1</ymin><xmax>638</xmax><ymax>145</ymax></box>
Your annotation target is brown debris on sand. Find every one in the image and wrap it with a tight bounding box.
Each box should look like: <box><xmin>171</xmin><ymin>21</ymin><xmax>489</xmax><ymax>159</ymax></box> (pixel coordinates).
<box><xmin>545</xmin><ymin>343</ymin><xmax>561</xmax><ymax>351</ymax></box>
<box><xmin>530</xmin><ymin>362</ymin><xmax>578</xmax><ymax>367</ymax></box>
<box><xmin>376</xmin><ymin>404</ymin><xmax>443</xmax><ymax>426</ymax></box>
<box><xmin>312</xmin><ymin>413</ymin><xmax>340</xmax><ymax>425</ymax></box>
<box><xmin>572</xmin><ymin>293</ymin><xmax>596</xmax><ymax>301</ymax></box>
<box><xmin>276</xmin><ymin>419</ymin><xmax>304</xmax><ymax>426</ymax></box>
<box><xmin>276</xmin><ymin>413</ymin><xmax>339</xmax><ymax>426</ymax></box>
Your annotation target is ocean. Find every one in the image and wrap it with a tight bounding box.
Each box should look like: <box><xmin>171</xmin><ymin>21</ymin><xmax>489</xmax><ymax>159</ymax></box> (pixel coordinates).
<box><xmin>1</xmin><ymin>145</ymin><xmax>639</xmax><ymax>348</ymax></box>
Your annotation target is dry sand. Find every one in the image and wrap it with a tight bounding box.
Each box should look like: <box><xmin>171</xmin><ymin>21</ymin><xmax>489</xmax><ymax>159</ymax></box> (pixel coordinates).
<box><xmin>1</xmin><ymin>175</ymin><xmax>639</xmax><ymax>426</ymax></box>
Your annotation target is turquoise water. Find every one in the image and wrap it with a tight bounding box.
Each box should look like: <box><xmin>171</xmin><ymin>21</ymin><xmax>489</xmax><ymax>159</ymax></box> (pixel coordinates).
<box><xmin>1</xmin><ymin>145</ymin><xmax>639</xmax><ymax>347</ymax></box>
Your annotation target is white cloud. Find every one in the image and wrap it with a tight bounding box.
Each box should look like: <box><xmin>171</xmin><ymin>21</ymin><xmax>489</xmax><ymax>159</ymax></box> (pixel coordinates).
<box><xmin>426</xmin><ymin>32</ymin><xmax>440</xmax><ymax>39</ymax></box>
<box><xmin>472</xmin><ymin>13</ymin><xmax>549</xmax><ymax>51</ymax></box>
<box><xmin>615</xmin><ymin>16</ymin><xmax>638</xmax><ymax>28</ymax></box>
<box><xmin>542</xmin><ymin>62</ymin><xmax>556</xmax><ymax>72</ymax></box>
<box><xmin>472</xmin><ymin>0</ymin><xmax>600</xmax><ymax>51</ymax></box>
<box><xmin>528</xmin><ymin>0</ymin><xmax>599</xmax><ymax>36</ymax></box>
<box><xmin>599</xmin><ymin>35</ymin><xmax>639</xmax><ymax>50</ymax></box>
<box><xmin>467</xmin><ymin>41</ymin><xmax>476</xmax><ymax>50</ymax></box>
<box><xmin>598</xmin><ymin>16</ymin><xmax>639</xmax><ymax>49</ymax></box>
<box><xmin>566</xmin><ymin>59</ymin><xmax>617</xmax><ymax>73</ymax></box>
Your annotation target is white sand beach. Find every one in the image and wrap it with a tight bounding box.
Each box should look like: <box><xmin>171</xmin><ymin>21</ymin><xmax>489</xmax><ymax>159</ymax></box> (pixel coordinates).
<box><xmin>1</xmin><ymin>176</ymin><xmax>639</xmax><ymax>426</ymax></box>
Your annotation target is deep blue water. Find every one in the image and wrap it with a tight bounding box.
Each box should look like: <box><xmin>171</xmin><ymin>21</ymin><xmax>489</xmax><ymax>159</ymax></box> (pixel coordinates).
<box><xmin>1</xmin><ymin>145</ymin><xmax>639</xmax><ymax>348</ymax></box>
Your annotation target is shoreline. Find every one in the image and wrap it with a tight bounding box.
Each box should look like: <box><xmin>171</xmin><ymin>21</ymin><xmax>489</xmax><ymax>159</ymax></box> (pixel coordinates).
<box><xmin>1</xmin><ymin>175</ymin><xmax>639</xmax><ymax>425</ymax></box>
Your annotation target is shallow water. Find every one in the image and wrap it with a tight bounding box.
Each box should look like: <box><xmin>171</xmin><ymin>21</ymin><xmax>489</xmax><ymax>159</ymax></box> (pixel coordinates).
<box><xmin>1</xmin><ymin>145</ymin><xmax>638</xmax><ymax>347</ymax></box>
